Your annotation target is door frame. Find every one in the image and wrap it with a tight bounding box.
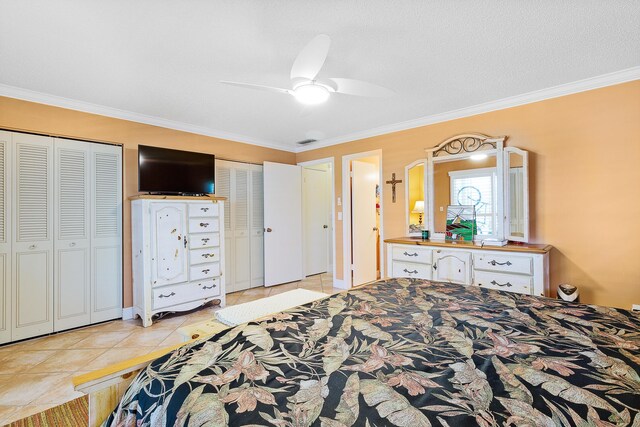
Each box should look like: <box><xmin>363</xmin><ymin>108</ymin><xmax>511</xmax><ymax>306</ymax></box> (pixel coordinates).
<box><xmin>341</xmin><ymin>150</ymin><xmax>384</xmax><ymax>289</ymax></box>
<box><xmin>298</xmin><ymin>157</ymin><xmax>337</xmax><ymax>287</ymax></box>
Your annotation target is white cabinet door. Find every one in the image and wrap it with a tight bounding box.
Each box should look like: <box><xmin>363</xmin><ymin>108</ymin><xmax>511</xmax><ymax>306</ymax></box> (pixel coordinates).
<box><xmin>91</xmin><ymin>144</ymin><xmax>122</xmax><ymax>323</ymax></box>
<box><xmin>433</xmin><ymin>250</ymin><xmax>471</xmax><ymax>285</ymax></box>
<box><xmin>150</xmin><ymin>203</ymin><xmax>188</xmax><ymax>287</ymax></box>
<box><xmin>12</xmin><ymin>133</ymin><xmax>54</xmax><ymax>340</ymax></box>
<box><xmin>0</xmin><ymin>132</ymin><xmax>11</xmax><ymax>344</ymax></box>
<box><xmin>54</xmin><ymin>138</ymin><xmax>91</xmax><ymax>331</ymax></box>
<box><xmin>250</xmin><ymin>165</ymin><xmax>264</xmax><ymax>288</ymax></box>
<box><xmin>351</xmin><ymin>160</ymin><xmax>378</xmax><ymax>286</ymax></box>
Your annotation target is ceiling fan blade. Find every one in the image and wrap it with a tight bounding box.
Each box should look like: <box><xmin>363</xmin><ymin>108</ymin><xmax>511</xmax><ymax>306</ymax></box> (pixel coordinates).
<box><xmin>220</xmin><ymin>81</ymin><xmax>292</xmax><ymax>95</ymax></box>
<box><xmin>329</xmin><ymin>78</ymin><xmax>395</xmax><ymax>98</ymax></box>
<box><xmin>290</xmin><ymin>34</ymin><xmax>331</xmax><ymax>81</ymax></box>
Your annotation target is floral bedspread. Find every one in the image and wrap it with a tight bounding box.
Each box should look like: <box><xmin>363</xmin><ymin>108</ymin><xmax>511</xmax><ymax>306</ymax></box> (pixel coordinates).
<box><xmin>106</xmin><ymin>278</ymin><xmax>640</xmax><ymax>426</ymax></box>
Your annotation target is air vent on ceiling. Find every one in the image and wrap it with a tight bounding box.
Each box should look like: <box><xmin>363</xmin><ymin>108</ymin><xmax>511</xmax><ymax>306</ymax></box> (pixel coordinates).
<box><xmin>296</xmin><ymin>139</ymin><xmax>317</xmax><ymax>146</ymax></box>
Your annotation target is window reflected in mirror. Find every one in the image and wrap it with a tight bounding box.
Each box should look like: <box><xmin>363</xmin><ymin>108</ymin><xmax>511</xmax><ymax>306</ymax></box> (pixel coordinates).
<box><xmin>433</xmin><ymin>156</ymin><xmax>497</xmax><ymax>237</ymax></box>
<box><xmin>407</xmin><ymin>163</ymin><xmax>424</xmax><ymax>234</ymax></box>
<box><xmin>509</xmin><ymin>151</ymin><xmax>525</xmax><ymax>238</ymax></box>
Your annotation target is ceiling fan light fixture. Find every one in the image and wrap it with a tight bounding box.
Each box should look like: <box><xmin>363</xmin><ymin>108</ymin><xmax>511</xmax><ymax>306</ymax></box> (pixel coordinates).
<box><xmin>293</xmin><ymin>83</ymin><xmax>330</xmax><ymax>105</ymax></box>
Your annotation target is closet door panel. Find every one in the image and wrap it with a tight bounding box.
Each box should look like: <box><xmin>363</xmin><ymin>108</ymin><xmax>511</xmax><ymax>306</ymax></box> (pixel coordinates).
<box><xmin>12</xmin><ymin>133</ymin><xmax>53</xmax><ymax>340</ymax></box>
<box><xmin>216</xmin><ymin>162</ymin><xmax>234</xmax><ymax>292</ymax></box>
<box><xmin>54</xmin><ymin>139</ymin><xmax>90</xmax><ymax>331</ymax></box>
<box><xmin>0</xmin><ymin>132</ymin><xmax>10</xmax><ymax>344</ymax></box>
<box><xmin>91</xmin><ymin>144</ymin><xmax>122</xmax><ymax>323</ymax></box>
<box><xmin>233</xmin><ymin>167</ymin><xmax>251</xmax><ymax>291</ymax></box>
<box><xmin>250</xmin><ymin>166</ymin><xmax>264</xmax><ymax>287</ymax></box>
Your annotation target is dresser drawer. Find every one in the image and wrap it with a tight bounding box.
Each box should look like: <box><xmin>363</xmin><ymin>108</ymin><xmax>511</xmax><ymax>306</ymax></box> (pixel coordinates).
<box><xmin>473</xmin><ymin>253</ymin><xmax>533</xmax><ymax>275</ymax></box>
<box><xmin>152</xmin><ymin>278</ymin><xmax>221</xmax><ymax>310</ymax></box>
<box><xmin>392</xmin><ymin>261</ymin><xmax>432</xmax><ymax>280</ymax></box>
<box><xmin>190</xmin><ymin>247</ymin><xmax>221</xmax><ymax>265</ymax></box>
<box><xmin>188</xmin><ymin>232</ymin><xmax>220</xmax><ymax>249</ymax></box>
<box><xmin>474</xmin><ymin>271</ymin><xmax>532</xmax><ymax>295</ymax></box>
<box><xmin>190</xmin><ymin>262</ymin><xmax>220</xmax><ymax>281</ymax></box>
<box><xmin>392</xmin><ymin>246</ymin><xmax>431</xmax><ymax>264</ymax></box>
<box><xmin>189</xmin><ymin>218</ymin><xmax>219</xmax><ymax>233</ymax></box>
<box><xmin>188</xmin><ymin>202</ymin><xmax>219</xmax><ymax>218</ymax></box>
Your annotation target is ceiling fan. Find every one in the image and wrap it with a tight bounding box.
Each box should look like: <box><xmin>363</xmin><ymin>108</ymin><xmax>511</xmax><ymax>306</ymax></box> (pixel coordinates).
<box><xmin>220</xmin><ymin>34</ymin><xmax>394</xmax><ymax>105</ymax></box>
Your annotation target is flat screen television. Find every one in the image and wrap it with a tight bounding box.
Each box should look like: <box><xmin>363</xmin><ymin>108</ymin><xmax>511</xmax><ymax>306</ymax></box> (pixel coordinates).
<box><xmin>138</xmin><ymin>145</ymin><xmax>215</xmax><ymax>195</ymax></box>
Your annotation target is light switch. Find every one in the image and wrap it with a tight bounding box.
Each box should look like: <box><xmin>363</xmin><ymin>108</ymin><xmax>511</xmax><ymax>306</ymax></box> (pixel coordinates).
<box><xmin>337</xmin><ymin>197</ymin><xmax>342</xmax><ymax>206</ymax></box>
<box><xmin>338</xmin><ymin>212</ymin><xmax>343</xmax><ymax>221</ymax></box>
<box><xmin>440</xmin><ymin>206</ymin><xmax>444</xmax><ymax>212</ymax></box>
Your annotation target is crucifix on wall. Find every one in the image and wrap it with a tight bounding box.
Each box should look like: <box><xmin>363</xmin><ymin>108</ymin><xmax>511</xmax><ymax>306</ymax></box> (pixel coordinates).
<box><xmin>386</xmin><ymin>173</ymin><xmax>402</xmax><ymax>203</ymax></box>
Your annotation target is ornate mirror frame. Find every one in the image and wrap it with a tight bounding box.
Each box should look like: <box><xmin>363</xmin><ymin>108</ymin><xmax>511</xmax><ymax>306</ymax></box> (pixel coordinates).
<box><xmin>425</xmin><ymin>133</ymin><xmax>507</xmax><ymax>241</ymax></box>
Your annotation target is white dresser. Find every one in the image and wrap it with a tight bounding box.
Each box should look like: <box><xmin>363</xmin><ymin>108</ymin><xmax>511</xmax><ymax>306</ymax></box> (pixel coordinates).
<box><xmin>131</xmin><ymin>196</ymin><xmax>225</xmax><ymax>327</ymax></box>
<box><xmin>386</xmin><ymin>238</ymin><xmax>550</xmax><ymax>297</ymax></box>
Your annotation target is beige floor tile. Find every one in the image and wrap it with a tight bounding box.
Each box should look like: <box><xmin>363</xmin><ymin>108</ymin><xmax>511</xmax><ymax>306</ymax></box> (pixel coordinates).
<box><xmin>30</xmin><ymin>348</ymin><xmax>108</xmax><ymax>373</ymax></box>
<box><xmin>69</xmin><ymin>331</ymin><xmax>133</xmax><ymax>349</ymax></box>
<box><xmin>299</xmin><ymin>282</ymin><xmax>324</xmax><ymax>293</ymax></box>
<box><xmin>19</xmin><ymin>330</ymin><xmax>94</xmax><ymax>351</ymax></box>
<box><xmin>150</xmin><ymin>314</ymin><xmax>189</xmax><ymax>329</ymax></box>
<box><xmin>156</xmin><ymin>331</ymin><xmax>187</xmax><ymax>348</ymax></box>
<box><xmin>89</xmin><ymin>319</ymin><xmax>144</xmax><ymax>333</ymax></box>
<box><xmin>0</xmin><ymin>350</ymin><xmax>57</xmax><ymax>375</ymax></box>
<box><xmin>240</xmin><ymin>287</ymin><xmax>271</xmax><ymax>298</ymax></box>
<box><xmin>268</xmin><ymin>282</ymin><xmax>300</xmax><ymax>295</ymax></box>
<box><xmin>82</xmin><ymin>346</ymin><xmax>157</xmax><ymax>371</ymax></box>
<box><xmin>114</xmin><ymin>327</ymin><xmax>175</xmax><ymax>348</ymax></box>
<box><xmin>30</xmin><ymin>374</ymin><xmax>84</xmax><ymax>405</ymax></box>
<box><xmin>0</xmin><ymin>373</ymin><xmax>69</xmax><ymax>405</ymax></box>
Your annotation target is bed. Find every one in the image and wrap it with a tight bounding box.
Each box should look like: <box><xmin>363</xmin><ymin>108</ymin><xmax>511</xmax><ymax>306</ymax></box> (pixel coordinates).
<box><xmin>104</xmin><ymin>278</ymin><xmax>640</xmax><ymax>426</ymax></box>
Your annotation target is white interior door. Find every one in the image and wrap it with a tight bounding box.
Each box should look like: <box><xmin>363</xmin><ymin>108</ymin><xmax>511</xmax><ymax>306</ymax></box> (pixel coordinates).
<box><xmin>249</xmin><ymin>165</ymin><xmax>264</xmax><ymax>287</ymax></box>
<box><xmin>232</xmin><ymin>166</ymin><xmax>251</xmax><ymax>291</ymax></box>
<box><xmin>351</xmin><ymin>160</ymin><xmax>378</xmax><ymax>286</ymax></box>
<box><xmin>263</xmin><ymin>162</ymin><xmax>303</xmax><ymax>287</ymax></box>
<box><xmin>303</xmin><ymin>168</ymin><xmax>328</xmax><ymax>276</ymax></box>
<box><xmin>0</xmin><ymin>131</ymin><xmax>11</xmax><ymax>344</ymax></box>
<box><xmin>12</xmin><ymin>132</ymin><xmax>54</xmax><ymax>340</ymax></box>
<box><xmin>90</xmin><ymin>143</ymin><xmax>122</xmax><ymax>323</ymax></box>
<box><xmin>54</xmin><ymin>138</ymin><xmax>91</xmax><ymax>332</ymax></box>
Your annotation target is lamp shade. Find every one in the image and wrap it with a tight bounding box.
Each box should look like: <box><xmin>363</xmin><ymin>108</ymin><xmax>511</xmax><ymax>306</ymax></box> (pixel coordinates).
<box><xmin>412</xmin><ymin>200</ymin><xmax>425</xmax><ymax>213</ymax></box>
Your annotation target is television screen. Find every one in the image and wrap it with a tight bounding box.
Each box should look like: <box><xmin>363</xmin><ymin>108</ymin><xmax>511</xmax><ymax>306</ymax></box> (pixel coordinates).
<box><xmin>138</xmin><ymin>145</ymin><xmax>215</xmax><ymax>194</ymax></box>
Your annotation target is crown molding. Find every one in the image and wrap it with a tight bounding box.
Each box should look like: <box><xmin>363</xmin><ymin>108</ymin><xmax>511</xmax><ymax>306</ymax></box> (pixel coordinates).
<box><xmin>296</xmin><ymin>66</ymin><xmax>640</xmax><ymax>152</ymax></box>
<box><xmin>0</xmin><ymin>83</ymin><xmax>295</xmax><ymax>152</ymax></box>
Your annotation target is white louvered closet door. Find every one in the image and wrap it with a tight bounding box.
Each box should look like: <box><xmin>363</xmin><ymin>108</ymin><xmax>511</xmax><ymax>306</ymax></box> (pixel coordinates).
<box><xmin>215</xmin><ymin>162</ymin><xmax>234</xmax><ymax>292</ymax></box>
<box><xmin>11</xmin><ymin>133</ymin><xmax>54</xmax><ymax>340</ymax></box>
<box><xmin>0</xmin><ymin>132</ymin><xmax>11</xmax><ymax>344</ymax></box>
<box><xmin>90</xmin><ymin>143</ymin><xmax>122</xmax><ymax>323</ymax></box>
<box><xmin>232</xmin><ymin>165</ymin><xmax>251</xmax><ymax>292</ymax></box>
<box><xmin>250</xmin><ymin>165</ymin><xmax>264</xmax><ymax>288</ymax></box>
<box><xmin>54</xmin><ymin>138</ymin><xmax>91</xmax><ymax>331</ymax></box>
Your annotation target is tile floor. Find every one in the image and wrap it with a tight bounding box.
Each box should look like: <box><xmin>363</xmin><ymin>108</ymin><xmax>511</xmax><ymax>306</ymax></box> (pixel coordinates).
<box><xmin>0</xmin><ymin>273</ymin><xmax>338</xmax><ymax>425</ymax></box>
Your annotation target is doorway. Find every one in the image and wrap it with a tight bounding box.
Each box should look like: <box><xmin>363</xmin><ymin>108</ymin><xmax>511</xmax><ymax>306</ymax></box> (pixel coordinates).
<box><xmin>342</xmin><ymin>150</ymin><xmax>383</xmax><ymax>288</ymax></box>
<box><xmin>299</xmin><ymin>158</ymin><xmax>336</xmax><ymax>284</ymax></box>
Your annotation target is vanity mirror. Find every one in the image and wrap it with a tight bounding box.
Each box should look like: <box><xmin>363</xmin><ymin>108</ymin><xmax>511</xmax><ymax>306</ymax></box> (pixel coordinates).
<box><xmin>423</xmin><ymin>133</ymin><xmax>530</xmax><ymax>243</ymax></box>
<box><xmin>405</xmin><ymin>160</ymin><xmax>425</xmax><ymax>236</ymax></box>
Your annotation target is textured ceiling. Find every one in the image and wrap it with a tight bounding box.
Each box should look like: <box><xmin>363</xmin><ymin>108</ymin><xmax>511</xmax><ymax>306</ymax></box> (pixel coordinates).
<box><xmin>1</xmin><ymin>1</ymin><xmax>639</xmax><ymax>151</ymax></box>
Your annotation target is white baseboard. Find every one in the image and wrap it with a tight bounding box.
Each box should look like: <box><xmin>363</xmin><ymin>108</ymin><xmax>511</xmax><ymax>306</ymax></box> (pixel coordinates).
<box><xmin>122</xmin><ymin>307</ymin><xmax>135</xmax><ymax>320</ymax></box>
<box><xmin>333</xmin><ymin>279</ymin><xmax>348</xmax><ymax>289</ymax></box>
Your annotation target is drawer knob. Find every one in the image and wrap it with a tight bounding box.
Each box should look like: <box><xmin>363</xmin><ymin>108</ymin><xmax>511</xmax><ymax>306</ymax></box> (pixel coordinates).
<box><xmin>202</xmin><ymin>269</ymin><xmax>210</xmax><ymax>274</ymax></box>
<box><xmin>490</xmin><ymin>280</ymin><xmax>512</xmax><ymax>288</ymax></box>
<box><xmin>202</xmin><ymin>253</ymin><xmax>216</xmax><ymax>259</ymax></box>
<box><xmin>489</xmin><ymin>260</ymin><xmax>512</xmax><ymax>266</ymax></box>
<box><xmin>200</xmin><ymin>222</ymin><xmax>210</xmax><ymax>227</ymax></box>
<box><xmin>201</xmin><ymin>238</ymin><xmax>210</xmax><ymax>243</ymax></box>
<box><xmin>201</xmin><ymin>207</ymin><xmax>210</xmax><ymax>212</ymax></box>
<box><xmin>403</xmin><ymin>251</ymin><xmax>418</xmax><ymax>257</ymax></box>
<box><xmin>403</xmin><ymin>268</ymin><xmax>418</xmax><ymax>274</ymax></box>
<box><xmin>159</xmin><ymin>292</ymin><xmax>176</xmax><ymax>298</ymax></box>
<box><xmin>202</xmin><ymin>284</ymin><xmax>217</xmax><ymax>290</ymax></box>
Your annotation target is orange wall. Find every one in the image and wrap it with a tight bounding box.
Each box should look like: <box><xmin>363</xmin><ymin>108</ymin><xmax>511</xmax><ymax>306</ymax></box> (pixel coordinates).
<box><xmin>0</xmin><ymin>96</ymin><xmax>296</xmax><ymax>307</ymax></box>
<box><xmin>297</xmin><ymin>80</ymin><xmax>640</xmax><ymax>309</ymax></box>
